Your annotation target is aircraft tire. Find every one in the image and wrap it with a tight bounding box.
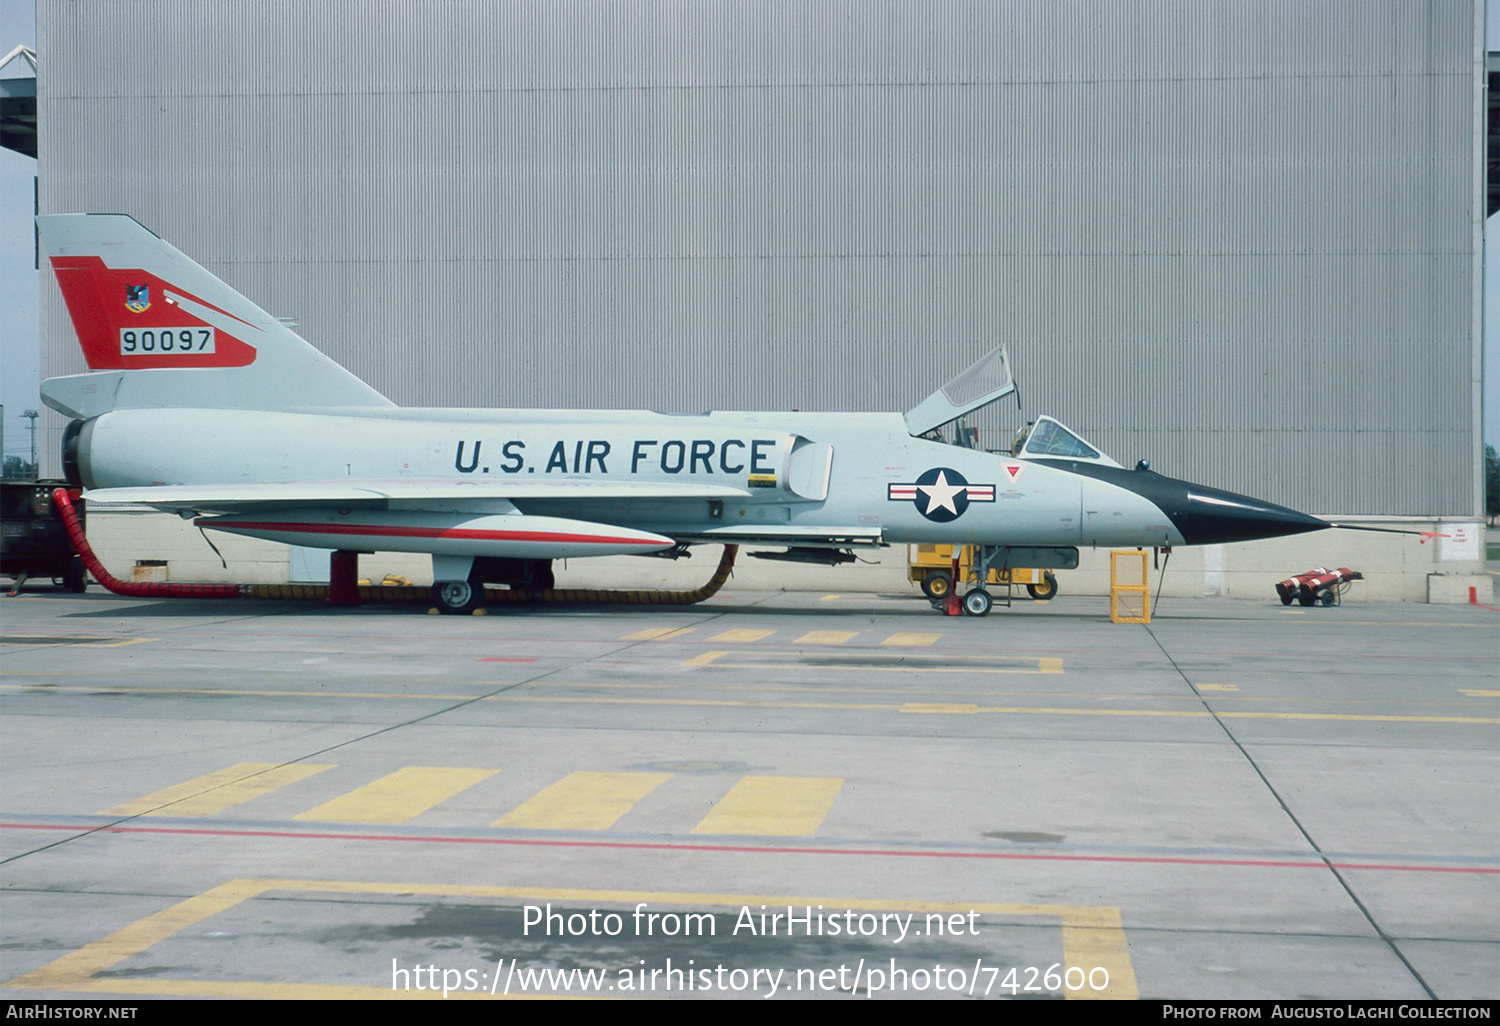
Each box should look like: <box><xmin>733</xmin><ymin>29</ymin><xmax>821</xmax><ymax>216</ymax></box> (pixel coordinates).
<box><xmin>921</xmin><ymin>570</ymin><xmax>953</xmax><ymax>600</ymax></box>
<box><xmin>432</xmin><ymin>579</ymin><xmax>483</xmax><ymax>615</ymax></box>
<box><xmin>962</xmin><ymin>589</ymin><xmax>993</xmax><ymax>617</ymax></box>
<box><xmin>1026</xmin><ymin>572</ymin><xmax>1058</xmax><ymax>600</ymax></box>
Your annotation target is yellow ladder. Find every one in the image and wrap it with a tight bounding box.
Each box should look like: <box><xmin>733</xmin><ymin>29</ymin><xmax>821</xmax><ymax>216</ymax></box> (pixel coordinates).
<box><xmin>1109</xmin><ymin>550</ymin><xmax>1151</xmax><ymax>623</ymax></box>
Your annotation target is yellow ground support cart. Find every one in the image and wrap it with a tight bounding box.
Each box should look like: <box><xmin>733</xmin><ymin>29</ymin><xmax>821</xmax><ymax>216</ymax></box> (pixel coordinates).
<box><xmin>907</xmin><ymin>544</ymin><xmax>1059</xmax><ymax>601</ymax></box>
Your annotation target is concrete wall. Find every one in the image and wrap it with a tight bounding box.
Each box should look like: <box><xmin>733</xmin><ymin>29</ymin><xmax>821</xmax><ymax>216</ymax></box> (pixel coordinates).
<box><xmin>81</xmin><ymin>508</ymin><xmax>1490</xmax><ymax>605</ymax></box>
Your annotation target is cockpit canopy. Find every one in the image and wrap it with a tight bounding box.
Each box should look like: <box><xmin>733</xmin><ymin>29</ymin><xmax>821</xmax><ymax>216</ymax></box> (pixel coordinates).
<box><xmin>1015</xmin><ymin>416</ymin><xmax>1122</xmax><ymax>468</ymax></box>
<box><xmin>903</xmin><ymin>346</ymin><xmax>1016</xmax><ymax>437</ymax></box>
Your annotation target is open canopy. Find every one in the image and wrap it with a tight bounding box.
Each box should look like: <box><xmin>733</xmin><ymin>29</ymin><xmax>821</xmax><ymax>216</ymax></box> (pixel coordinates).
<box><xmin>903</xmin><ymin>345</ymin><xmax>1016</xmax><ymax>437</ymax></box>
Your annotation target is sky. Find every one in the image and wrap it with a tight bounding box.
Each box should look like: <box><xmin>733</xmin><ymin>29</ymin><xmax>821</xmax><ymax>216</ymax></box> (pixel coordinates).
<box><xmin>1</xmin><ymin>0</ymin><xmax>1496</xmax><ymax>467</ymax></box>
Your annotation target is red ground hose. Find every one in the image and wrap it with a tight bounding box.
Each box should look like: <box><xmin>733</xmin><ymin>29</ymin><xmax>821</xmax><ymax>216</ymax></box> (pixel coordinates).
<box><xmin>50</xmin><ymin>487</ymin><xmax>245</xmax><ymax>599</ymax></box>
<box><xmin>51</xmin><ymin>486</ymin><xmax>735</xmax><ymax>606</ymax></box>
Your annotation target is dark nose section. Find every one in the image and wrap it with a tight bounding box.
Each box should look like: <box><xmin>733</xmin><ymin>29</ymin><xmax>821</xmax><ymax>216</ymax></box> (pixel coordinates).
<box><xmin>1032</xmin><ymin>459</ymin><xmax>1332</xmax><ymax>547</ymax></box>
<box><xmin>1158</xmin><ymin>481</ymin><xmax>1329</xmax><ymax>546</ymax></box>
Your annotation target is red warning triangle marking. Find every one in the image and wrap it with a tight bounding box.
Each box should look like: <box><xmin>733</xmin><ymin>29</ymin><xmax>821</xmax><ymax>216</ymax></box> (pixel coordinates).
<box><xmin>1004</xmin><ymin>464</ymin><xmax>1023</xmax><ymax>481</ymax></box>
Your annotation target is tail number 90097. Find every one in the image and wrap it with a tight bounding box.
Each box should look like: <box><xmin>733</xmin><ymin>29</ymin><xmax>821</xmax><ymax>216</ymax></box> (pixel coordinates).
<box><xmin>119</xmin><ymin>328</ymin><xmax>216</xmax><ymax>354</ymax></box>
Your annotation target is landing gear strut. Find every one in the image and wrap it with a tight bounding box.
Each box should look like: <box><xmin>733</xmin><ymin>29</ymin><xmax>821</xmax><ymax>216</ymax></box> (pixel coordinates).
<box><xmin>960</xmin><ymin>545</ymin><xmax>1010</xmax><ymax>617</ymax></box>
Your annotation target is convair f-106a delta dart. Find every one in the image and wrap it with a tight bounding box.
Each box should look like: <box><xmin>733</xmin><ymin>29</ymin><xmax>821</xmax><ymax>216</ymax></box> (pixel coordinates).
<box><xmin>37</xmin><ymin>214</ymin><xmax>1330</xmax><ymax>614</ymax></box>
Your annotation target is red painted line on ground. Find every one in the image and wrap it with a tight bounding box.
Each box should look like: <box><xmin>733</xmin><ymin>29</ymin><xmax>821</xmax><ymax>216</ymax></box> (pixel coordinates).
<box><xmin>477</xmin><ymin>657</ymin><xmax>538</xmax><ymax>663</ymax></box>
<box><xmin>3</xmin><ymin>822</ymin><xmax>1494</xmax><ymax>874</ymax></box>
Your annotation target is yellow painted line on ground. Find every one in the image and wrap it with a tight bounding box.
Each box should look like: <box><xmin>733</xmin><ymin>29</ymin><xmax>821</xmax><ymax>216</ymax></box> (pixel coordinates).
<box><xmin>1</xmin><ymin>684</ymin><xmax>479</xmax><ymax>701</ymax></box>
<box><xmin>1186</xmin><ymin>618</ymin><xmax>1494</xmax><ymax>629</ymax></box>
<box><xmin>3</xmin><ymin>878</ymin><xmax>266</xmax><ymax>994</ymax></box>
<box><xmin>4</xmin><ymin>683</ymin><xmax>1492</xmax><ymax>722</ymax></box>
<box><xmin>535</xmin><ymin>681</ymin><xmax>1489</xmax><ymax>709</ymax></box>
<box><xmin>13</xmin><ymin>679</ymin><xmax>1483</xmax><ymax>708</ymax></box>
<box><xmin>2</xmin><ymin>979</ymin><xmax>557</xmax><ymax>1000</ymax></box>
<box><xmin>539</xmin><ymin>681</ymin><xmax>1486</xmax><ymax>708</ymax></box>
<box><xmin>0</xmin><ymin>636</ymin><xmax>156</xmax><ymax>648</ymax></box>
<box><xmin>704</xmin><ymin>655</ymin><xmax>1064</xmax><ymax>675</ymax></box>
<box><xmin>2</xmin><ymin>671</ymin><xmax>519</xmax><ymax>686</ymax></box>
<box><xmin>492</xmin><ymin>771</ymin><xmax>671</xmax><ymax>830</ymax></box>
<box><xmin>1058</xmin><ymin>905</ymin><xmax>1139</xmax><ymax>1002</ymax></box>
<box><xmin>881</xmin><ymin>632</ymin><xmax>941</xmax><ymax>646</ymax></box>
<box><xmin>794</xmin><ymin>630</ymin><xmax>859</xmax><ymax>644</ymax></box>
<box><xmin>293</xmin><ymin>767</ymin><xmax>498</xmax><ymax>824</ymax></box>
<box><xmin>1459</xmin><ymin>689</ymin><xmax>1500</xmax><ymax>697</ymax></box>
<box><xmin>4</xmin><ymin>878</ymin><xmax>1136</xmax><ymax>1000</ymax></box>
<box><xmin>1195</xmin><ymin>684</ymin><xmax>1239</xmax><ymax>692</ymax></box>
<box><xmin>691</xmin><ymin>776</ymin><xmax>844</xmax><ymax>836</ymax></box>
<box><xmin>621</xmin><ymin>626</ymin><xmax>695</xmax><ymax>641</ymax></box>
<box><xmin>546</xmin><ymin>680</ymin><xmax>1060</xmax><ymax>696</ymax></box>
<box><xmin>901</xmin><ymin>703</ymin><xmax>979</xmax><ymax>714</ymax></box>
<box><xmin>99</xmin><ymin>762</ymin><xmax>335</xmax><ymax>817</ymax></box>
<box><xmin>1214</xmin><ymin>711</ymin><xmax>1500</xmax><ymax>724</ymax></box>
<box><xmin>501</xmin><ymin>696</ymin><xmax>988</xmax><ymax>712</ymax></box>
<box><xmin>488</xmin><ymin>695</ymin><xmax>1500</xmax><ymax>724</ymax></box>
<box><xmin>707</xmin><ymin>628</ymin><xmax>775</xmax><ymax>642</ymax></box>
<box><xmin>819</xmin><ymin>594</ymin><xmax>842</xmax><ymax>601</ymax></box>
<box><xmin>685</xmin><ymin>649</ymin><xmax>1060</xmax><ymax>671</ymax></box>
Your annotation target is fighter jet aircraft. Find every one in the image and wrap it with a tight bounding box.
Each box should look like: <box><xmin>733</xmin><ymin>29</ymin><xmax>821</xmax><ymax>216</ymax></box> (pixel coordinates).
<box><xmin>36</xmin><ymin>214</ymin><xmax>1329</xmax><ymax>615</ymax></box>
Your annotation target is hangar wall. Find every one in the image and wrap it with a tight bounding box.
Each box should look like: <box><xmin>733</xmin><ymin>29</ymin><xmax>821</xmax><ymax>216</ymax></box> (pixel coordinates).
<box><xmin>37</xmin><ymin>0</ymin><xmax>1485</xmax><ymax>520</ymax></box>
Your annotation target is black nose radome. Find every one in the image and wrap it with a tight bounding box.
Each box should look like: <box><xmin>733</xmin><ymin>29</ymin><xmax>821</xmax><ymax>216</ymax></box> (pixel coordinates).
<box><xmin>1166</xmin><ymin>484</ymin><xmax>1330</xmax><ymax>545</ymax></box>
<box><xmin>1030</xmin><ymin>460</ymin><xmax>1330</xmax><ymax>546</ymax></box>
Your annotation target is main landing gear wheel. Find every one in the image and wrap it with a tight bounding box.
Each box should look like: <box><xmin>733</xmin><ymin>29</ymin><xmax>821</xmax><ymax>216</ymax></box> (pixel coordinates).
<box><xmin>962</xmin><ymin>589</ymin><xmax>993</xmax><ymax>617</ymax></box>
<box><xmin>921</xmin><ymin>569</ymin><xmax>953</xmax><ymax>600</ymax></box>
<box><xmin>1025</xmin><ymin>571</ymin><xmax>1058</xmax><ymax>600</ymax></box>
<box><xmin>432</xmin><ymin>578</ymin><xmax>484</xmax><ymax>615</ymax></box>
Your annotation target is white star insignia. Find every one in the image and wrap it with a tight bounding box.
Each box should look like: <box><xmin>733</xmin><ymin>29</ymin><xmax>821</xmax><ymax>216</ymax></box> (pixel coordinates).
<box><xmin>918</xmin><ymin>471</ymin><xmax>965</xmax><ymax>515</ymax></box>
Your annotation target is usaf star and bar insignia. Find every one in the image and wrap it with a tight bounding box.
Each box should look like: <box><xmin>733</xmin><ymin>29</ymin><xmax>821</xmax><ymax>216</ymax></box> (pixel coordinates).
<box><xmin>887</xmin><ymin>467</ymin><xmax>997</xmax><ymax>522</ymax></box>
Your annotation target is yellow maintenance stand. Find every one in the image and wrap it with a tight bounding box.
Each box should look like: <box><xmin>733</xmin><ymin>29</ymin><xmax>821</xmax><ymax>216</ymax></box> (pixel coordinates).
<box><xmin>1109</xmin><ymin>549</ymin><xmax>1151</xmax><ymax>623</ymax></box>
<box><xmin>907</xmin><ymin>544</ymin><xmax>1059</xmax><ymax>601</ymax></box>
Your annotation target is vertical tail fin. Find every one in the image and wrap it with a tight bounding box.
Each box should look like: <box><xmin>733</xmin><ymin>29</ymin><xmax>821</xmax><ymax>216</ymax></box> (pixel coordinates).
<box><xmin>38</xmin><ymin>213</ymin><xmax>392</xmax><ymax>418</ymax></box>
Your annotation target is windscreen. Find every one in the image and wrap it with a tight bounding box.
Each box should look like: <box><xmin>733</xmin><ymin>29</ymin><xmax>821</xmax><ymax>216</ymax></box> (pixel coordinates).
<box><xmin>1023</xmin><ymin>419</ymin><xmax>1101</xmax><ymax>459</ymax></box>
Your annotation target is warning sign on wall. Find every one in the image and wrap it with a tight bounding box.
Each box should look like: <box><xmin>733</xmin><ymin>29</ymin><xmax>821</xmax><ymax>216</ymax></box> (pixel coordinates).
<box><xmin>1436</xmin><ymin>523</ymin><xmax>1481</xmax><ymax>562</ymax></box>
